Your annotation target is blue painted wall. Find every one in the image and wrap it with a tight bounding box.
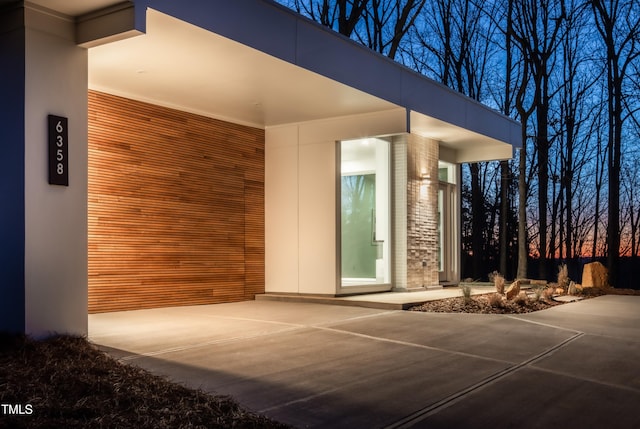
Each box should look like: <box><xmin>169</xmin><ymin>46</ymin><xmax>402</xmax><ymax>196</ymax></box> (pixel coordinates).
<box><xmin>0</xmin><ymin>9</ymin><xmax>25</xmax><ymax>333</ymax></box>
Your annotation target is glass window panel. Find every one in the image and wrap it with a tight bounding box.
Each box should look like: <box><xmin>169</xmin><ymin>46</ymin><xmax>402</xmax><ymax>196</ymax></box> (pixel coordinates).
<box><xmin>438</xmin><ymin>161</ymin><xmax>456</xmax><ymax>184</ymax></box>
<box><xmin>340</xmin><ymin>138</ymin><xmax>390</xmax><ymax>287</ymax></box>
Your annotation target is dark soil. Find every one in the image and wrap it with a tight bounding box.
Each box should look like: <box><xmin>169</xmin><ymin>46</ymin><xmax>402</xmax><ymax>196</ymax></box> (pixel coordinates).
<box><xmin>0</xmin><ymin>334</ymin><xmax>290</xmax><ymax>429</ymax></box>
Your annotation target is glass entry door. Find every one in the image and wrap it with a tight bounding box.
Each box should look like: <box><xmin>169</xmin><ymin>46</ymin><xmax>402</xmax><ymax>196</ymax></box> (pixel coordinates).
<box><xmin>339</xmin><ymin>138</ymin><xmax>390</xmax><ymax>288</ymax></box>
<box><xmin>341</xmin><ymin>174</ymin><xmax>377</xmax><ymax>280</ymax></box>
<box><xmin>438</xmin><ymin>181</ymin><xmax>456</xmax><ymax>282</ymax></box>
<box><xmin>438</xmin><ymin>186</ymin><xmax>444</xmax><ymax>276</ymax></box>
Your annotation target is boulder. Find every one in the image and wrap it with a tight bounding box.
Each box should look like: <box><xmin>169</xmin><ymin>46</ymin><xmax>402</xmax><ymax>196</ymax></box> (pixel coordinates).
<box><xmin>582</xmin><ymin>262</ymin><xmax>609</xmax><ymax>289</ymax></box>
<box><xmin>506</xmin><ymin>280</ymin><xmax>521</xmax><ymax>300</ymax></box>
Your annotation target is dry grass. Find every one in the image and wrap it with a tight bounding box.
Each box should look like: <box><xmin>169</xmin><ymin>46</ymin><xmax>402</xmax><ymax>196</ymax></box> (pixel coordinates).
<box><xmin>513</xmin><ymin>291</ymin><xmax>529</xmax><ymax>306</ymax></box>
<box><xmin>459</xmin><ymin>284</ymin><xmax>473</xmax><ymax>303</ymax></box>
<box><xmin>493</xmin><ymin>273</ymin><xmax>506</xmax><ymax>295</ymax></box>
<box><xmin>530</xmin><ymin>286</ymin><xmax>545</xmax><ymax>302</ymax></box>
<box><xmin>0</xmin><ymin>334</ymin><xmax>290</xmax><ymax>429</ymax></box>
<box><xmin>558</xmin><ymin>264</ymin><xmax>570</xmax><ymax>292</ymax></box>
<box><xmin>487</xmin><ymin>293</ymin><xmax>505</xmax><ymax>308</ymax></box>
<box><xmin>543</xmin><ymin>287</ymin><xmax>555</xmax><ymax>300</ymax></box>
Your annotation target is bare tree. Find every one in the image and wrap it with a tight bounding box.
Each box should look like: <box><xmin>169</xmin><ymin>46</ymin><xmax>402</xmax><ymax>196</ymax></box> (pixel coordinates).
<box><xmin>625</xmin><ymin>79</ymin><xmax>640</xmax><ymax>258</ymax></box>
<box><xmin>499</xmin><ymin>0</ymin><xmax>516</xmax><ymax>277</ymax></box>
<box><xmin>513</xmin><ymin>42</ymin><xmax>535</xmax><ymax>280</ymax></box>
<box><xmin>285</xmin><ymin>0</ymin><xmax>370</xmax><ymax>37</ymax></box>
<box><xmin>590</xmin><ymin>0</ymin><xmax>640</xmax><ymax>286</ymax></box>
<box><xmin>479</xmin><ymin>0</ymin><xmax>535</xmax><ymax>280</ymax></box>
<box><xmin>511</xmin><ymin>0</ymin><xmax>566</xmax><ymax>280</ymax></box>
<box><xmin>360</xmin><ymin>0</ymin><xmax>427</xmax><ymax>59</ymax></box>
<box><xmin>621</xmin><ymin>159</ymin><xmax>640</xmax><ymax>257</ymax></box>
<box><xmin>411</xmin><ymin>0</ymin><xmax>501</xmax><ymax>279</ymax></box>
<box><xmin>553</xmin><ymin>1</ymin><xmax>600</xmax><ymax>262</ymax></box>
<box><xmin>285</xmin><ymin>0</ymin><xmax>426</xmax><ymax>60</ymax></box>
<box><xmin>411</xmin><ymin>0</ymin><xmax>495</xmax><ymax>97</ymax></box>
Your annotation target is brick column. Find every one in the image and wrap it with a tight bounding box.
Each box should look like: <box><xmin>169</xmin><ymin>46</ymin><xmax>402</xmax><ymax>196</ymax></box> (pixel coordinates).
<box><xmin>406</xmin><ymin>135</ymin><xmax>439</xmax><ymax>289</ymax></box>
<box><xmin>392</xmin><ymin>137</ymin><xmax>408</xmax><ymax>290</ymax></box>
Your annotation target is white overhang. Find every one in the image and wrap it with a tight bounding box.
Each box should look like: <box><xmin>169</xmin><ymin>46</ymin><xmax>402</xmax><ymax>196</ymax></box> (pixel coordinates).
<box><xmin>87</xmin><ymin>8</ymin><xmax>400</xmax><ymax>128</ymax></box>
<box><xmin>27</xmin><ymin>0</ymin><xmax>521</xmax><ymax>161</ymax></box>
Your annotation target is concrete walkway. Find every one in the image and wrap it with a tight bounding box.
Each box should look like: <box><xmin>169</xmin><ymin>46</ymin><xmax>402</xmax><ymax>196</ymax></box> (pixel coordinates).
<box><xmin>255</xmin><ymin>286</ymin><xmax>497</xmax><ymax>310</ymax></box>
<box><xmin>89</xmin><ymin>295</ymin><xmax>640</xmax><ymax>428</ymax></box>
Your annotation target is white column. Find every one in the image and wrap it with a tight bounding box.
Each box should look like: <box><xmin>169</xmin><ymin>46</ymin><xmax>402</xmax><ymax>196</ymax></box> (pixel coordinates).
<box><xmin>23</xmin><ymin>6</ymin><xmax>88</xmax><ymax>337</ymax></box>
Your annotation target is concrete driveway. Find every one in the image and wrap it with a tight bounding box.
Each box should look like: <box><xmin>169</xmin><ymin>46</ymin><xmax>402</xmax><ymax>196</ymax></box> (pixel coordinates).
<box><xmin>89</xmin><ymin>295</ymin><xmax>640</xmax><ymax>428</ymax></box>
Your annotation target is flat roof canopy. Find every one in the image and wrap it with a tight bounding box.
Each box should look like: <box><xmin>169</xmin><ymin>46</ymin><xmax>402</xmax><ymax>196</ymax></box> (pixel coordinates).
<box><xmin>88</xmin><ymin>9</ymin><xmax>398</xmax><ymax>127</ymax></box>
<box><xmin>31</xmin><ymin>0</ymin><xmax>520</xmax><ymax>158</ymax></box>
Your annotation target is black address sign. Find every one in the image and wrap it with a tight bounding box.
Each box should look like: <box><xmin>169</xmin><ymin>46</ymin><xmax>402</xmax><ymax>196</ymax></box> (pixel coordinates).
<box><xmin>48</xmin><ymin>115</ymin><xmax>68</xmax><ymax>186</ymax></box>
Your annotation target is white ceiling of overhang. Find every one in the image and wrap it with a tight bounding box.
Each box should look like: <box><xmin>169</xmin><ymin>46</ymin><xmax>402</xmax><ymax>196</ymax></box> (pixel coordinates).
<box><xmin>87</xmin><ymin>9</ymin><xmax>399</xmax><ymax>128</ymax></box>
<box><xmin>26</xmin><ymin>0</ymin><xmax>119</xmax><ymax>17</ymax></box>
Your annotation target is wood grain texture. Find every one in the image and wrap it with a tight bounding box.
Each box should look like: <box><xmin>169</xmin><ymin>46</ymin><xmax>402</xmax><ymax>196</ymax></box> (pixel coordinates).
<box><xmin>88</xmin><ymin>91</ymin><xmax>264</xmax><ymax>313</ymax></box>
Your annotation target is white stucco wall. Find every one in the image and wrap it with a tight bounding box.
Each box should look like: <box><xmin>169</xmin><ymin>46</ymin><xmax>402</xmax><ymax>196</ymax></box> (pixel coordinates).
<box><xmin>265</xmin><ymin>126</ymin><xmax>300</xmax><ymax>294</ymax></box>
<box><xmin>24</xmin><ymin>8</ymin><xmax>88</xmax><ymax>337</ymax></box>
<box><xmin>297</xmin><ymin>137</ymin><xmax>336</xmax><ymax>295</ymax></box>
<box><xmin>265</xmin><ymin>108</ymin><xmax>406</xmax><ymax>295</ymax></box>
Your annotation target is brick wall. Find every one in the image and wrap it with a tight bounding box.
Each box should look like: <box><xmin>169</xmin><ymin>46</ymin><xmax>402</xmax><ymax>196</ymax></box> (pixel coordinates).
<box><xmin>393</xmin><ymin>136</ymin><xmax>408</xmax><ymax>290</ymax></box>
<box><xmin>406</xmin><ymin>134</ymin><xmax>439</xmax><ymax>288</ymax></box>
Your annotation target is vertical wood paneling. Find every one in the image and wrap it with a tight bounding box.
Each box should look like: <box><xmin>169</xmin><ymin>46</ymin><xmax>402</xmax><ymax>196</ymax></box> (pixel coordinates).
<box><xmin>88</xmin><ymin>91</ymin><xmax>264</xmax><ymax>313</ymax></box>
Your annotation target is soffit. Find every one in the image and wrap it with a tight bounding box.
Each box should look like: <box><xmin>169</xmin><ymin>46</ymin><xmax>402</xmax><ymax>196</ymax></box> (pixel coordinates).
<box><xmin>25</xmin><ymin>0</ymin><xmax>119</xmax><ymax>17</ymax></box>
<box><xmin>88</xmin><ymin>9</ymin><xmax>399</xmax><ymax>128</ymax></box>
<box><xmin>410</xmin><ymin>112</ymin><xmax>500</xmax><ymax>149</ymax></box>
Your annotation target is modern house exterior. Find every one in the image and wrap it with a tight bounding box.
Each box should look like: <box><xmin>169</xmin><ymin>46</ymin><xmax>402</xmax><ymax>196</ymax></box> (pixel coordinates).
<box><xmin>1</xmin><ymin>0</ymin><xmax>520</xmax><ymax>337</ymax></box>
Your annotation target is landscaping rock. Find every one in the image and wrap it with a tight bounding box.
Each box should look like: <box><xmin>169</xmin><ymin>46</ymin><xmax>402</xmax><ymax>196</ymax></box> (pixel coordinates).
<box><xmin>582</xmin><ymin>262</ymin><xmax>609</xmax><ymax>289</ymax></box>
<box><xmin>408</xmin><ymin>293</ymin><xmax>564</xmax><ymax>314</ymax></box>
<box><xmin>531</xmin><ymin>279</ymin><xmax>548</xmax><ymax>286</ymax></box>
<box><xmin>506</xmin><ymin>280</ymin><xmax>521</xmax><ymax>300</ymax></box>
<box><xmin>553</xmin><ymin>295</ymin><xmax>584</xmax><ymax>303</ymax></box>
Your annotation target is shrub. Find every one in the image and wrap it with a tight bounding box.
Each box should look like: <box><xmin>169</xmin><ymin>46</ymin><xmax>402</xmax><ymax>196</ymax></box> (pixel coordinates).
<box><xmin>532</xmin><ymin>285</ymin><xmax>545</xmax><ymax>302</ymax></box>
<box><xmin>494</xmin><ymin>273</ymin><xmax>505</xmax><ymax>295</ymax></box>
<box><xmin>488</xmin><ymin>293</ymin><xmax>504</xmax><ymax>308</ymax></box>
<box><xmin>558</xmin><ymin>264</ymin><xmax>570</xmax><ymax>292</ymax></box>
<box><xmin>514</xmin><ymin>291</ymin><xmax>529</xmax><ymax>306</ymax></box>
<box><xmin>460</xmin><ymin>284</ymin><xmax>472</xmax><ymax>303</ymax></box>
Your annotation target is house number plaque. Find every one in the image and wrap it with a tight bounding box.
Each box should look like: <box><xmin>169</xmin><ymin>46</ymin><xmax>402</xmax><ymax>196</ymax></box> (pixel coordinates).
<box><xmin>48</xmin><ymin>115</ymin><xmax>68</xmax><ymax>186</ymax></box>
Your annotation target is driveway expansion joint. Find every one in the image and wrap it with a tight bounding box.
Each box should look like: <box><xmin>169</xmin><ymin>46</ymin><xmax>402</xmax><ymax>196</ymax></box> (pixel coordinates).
<box><xmin>115</xmin><ymin>326</ymin><xmax>306</xmax><ymax>362</ymax></box>
<box><xmin>383</xmin><ymin>331</ymin><xmax>585</xmax><ymax>428</ymax></box>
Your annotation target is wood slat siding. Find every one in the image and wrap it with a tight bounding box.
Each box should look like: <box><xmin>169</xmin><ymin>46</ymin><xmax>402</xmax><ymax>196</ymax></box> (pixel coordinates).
<box><xmin>88</xmin><ymin>91</ymin><xmax>265</xmax><ymax>313</ymax></box>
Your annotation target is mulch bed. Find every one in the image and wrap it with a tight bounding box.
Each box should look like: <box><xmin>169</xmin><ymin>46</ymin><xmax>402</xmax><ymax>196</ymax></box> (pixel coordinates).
<box><xmin>408</xmin><ymin>288</ymin><xmax>640</xmax><ymax>314</ymax></box>
<box><xmin>0</xmin><ymin>334</ymin><xmax>290</xmax><ymax>429</ymax></box>
<box><xmin>408</xmin><ymin>293</ymin><xmax>564</xmax><ymax>314</ymax></box>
